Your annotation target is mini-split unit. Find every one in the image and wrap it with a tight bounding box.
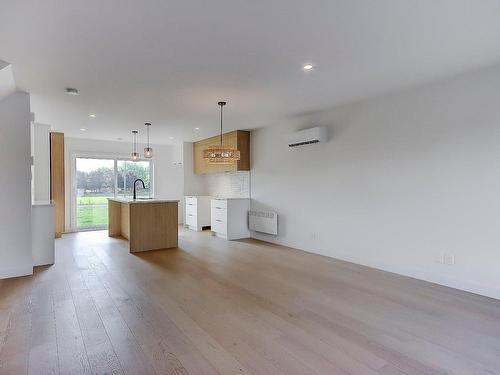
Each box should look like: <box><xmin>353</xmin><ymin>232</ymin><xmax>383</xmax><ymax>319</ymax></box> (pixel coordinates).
<box><xmin>287</xmin><ymin>126</ymin><xmax>328</xmax><ymax>147</ymax></box>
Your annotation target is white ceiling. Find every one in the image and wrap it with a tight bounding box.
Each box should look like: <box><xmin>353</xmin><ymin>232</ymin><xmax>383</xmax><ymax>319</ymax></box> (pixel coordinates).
<box><xmin>2</xmin><ymin>0</ymin><xmax>500</xmax><ymax>144</ymax></box>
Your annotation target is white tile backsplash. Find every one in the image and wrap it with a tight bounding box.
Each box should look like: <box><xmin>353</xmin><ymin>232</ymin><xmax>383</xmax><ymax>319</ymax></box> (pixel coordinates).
<box><xmin>206</xmin><ymin>171</ymin><xmax>250</xmax><ymax>198</ymax></box>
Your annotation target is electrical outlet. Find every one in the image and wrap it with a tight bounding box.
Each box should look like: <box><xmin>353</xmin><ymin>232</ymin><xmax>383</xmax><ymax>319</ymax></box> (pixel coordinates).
<box><xmin>437</xmin><ymin>253</ymin><xmax>455</xmax><ymax>265</ymax></box>
<box><xmin>444</xmin><ymin>254</ymin><xmax>455</xmax><ymax>265</ymax></box>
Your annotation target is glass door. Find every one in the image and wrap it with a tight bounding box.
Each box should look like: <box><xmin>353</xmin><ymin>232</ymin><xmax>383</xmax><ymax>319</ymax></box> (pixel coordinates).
<box><xmin>74</xmin><ymin>156</ymin><xmax>153</xmax><ymax>231</ymax></box>
<box><xmin>117</xmin><ymin>160</ymin><xmax>152</xmax><ymax>199</ymax></box>
<box><xmin>75</xmin><ymin>158</ymin><xmax>115</xmax><ymax>230</ymax></box>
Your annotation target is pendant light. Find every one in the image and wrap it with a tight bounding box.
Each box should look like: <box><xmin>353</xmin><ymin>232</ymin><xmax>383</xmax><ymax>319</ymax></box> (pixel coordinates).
<box><xmin>131</xmin><ymin>130</ymin><xmax>139</xmax><ymax>160</ymax></box>
<box><xmin>144</xmin><ymin>122</ymin><xmax>153</xmax><ymax>158</ymax></box>
<box><xmin>203</xmin><ymin>101</ymin><xmax>240</xmax><ymax>164</ymax></box>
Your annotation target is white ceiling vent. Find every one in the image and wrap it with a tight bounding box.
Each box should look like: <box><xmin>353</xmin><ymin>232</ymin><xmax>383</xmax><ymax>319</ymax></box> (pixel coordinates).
<box><xmin>287</xmin><ymin>126</ymin><xmax>327</xmax><ymax>147</ymax></box>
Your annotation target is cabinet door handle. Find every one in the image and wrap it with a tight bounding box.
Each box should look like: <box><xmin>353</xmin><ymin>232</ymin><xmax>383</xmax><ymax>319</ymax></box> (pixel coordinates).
<box><xmin>215</xmin><ymin>207</ymin><xmax>222</xmax><ymax>209</ymax></box>
<box><xmin>216</xmin><ymin>219</ymin><xmax>222</xmax><ymax>222</ymax></box>
<box><xmin>188</xmin><ymin>214</ymin><xmax>193</xmax><ymax>216</ymax></box>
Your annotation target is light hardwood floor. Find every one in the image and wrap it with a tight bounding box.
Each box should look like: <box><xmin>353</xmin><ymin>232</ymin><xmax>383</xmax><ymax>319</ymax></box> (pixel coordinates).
<box><xmin>1</xmin><ymin>229</ymin><xmax>500</xmax><ymax>374</ymax></box>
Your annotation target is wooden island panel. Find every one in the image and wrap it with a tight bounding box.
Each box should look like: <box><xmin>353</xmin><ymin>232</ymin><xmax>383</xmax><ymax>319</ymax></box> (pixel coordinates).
<box><xmin>108</xmin><ymin>199</ymin><xmax>178</xmax><ymax>252</ymax></box>
<box><xmin>129</xmin><ymin>202</ymin><xmax>178</xmax><ymax>252</ymax></box>
<box><xmin>120</xmin><ymin>203</ymin><xmax>130</xmax><ymax>240</ymax></box>
<box><xmin>108</xmin><ymin>199</ymin><xmax>122</xmax><ymax>237</ymax></box>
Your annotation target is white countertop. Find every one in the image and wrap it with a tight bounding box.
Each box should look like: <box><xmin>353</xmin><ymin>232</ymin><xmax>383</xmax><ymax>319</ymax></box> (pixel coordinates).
<box><xmin>108</xmin><ymin>198</ymin><xmax>179</xmax><ymax>204</ymax></box>
<box><xmin>185</xmin><ymin>195</ymin><xmax>250</xmax><ymax>200</ymax></box>
<box><xmin>211</xmin><ymin>197</ymin><xmax>250</xmax><ymax>200</ymax></box>
<box><xmin>32</xmin><ymin>200</ymin><xmax>54</xmax><ymax>207</ymax></box>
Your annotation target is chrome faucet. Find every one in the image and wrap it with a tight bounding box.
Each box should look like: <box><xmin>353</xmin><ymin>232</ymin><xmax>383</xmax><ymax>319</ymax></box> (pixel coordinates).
<box><xmin>133</xmin><ymin>179</ymin><xmax>145</xmax><ymax>200</ymax></box>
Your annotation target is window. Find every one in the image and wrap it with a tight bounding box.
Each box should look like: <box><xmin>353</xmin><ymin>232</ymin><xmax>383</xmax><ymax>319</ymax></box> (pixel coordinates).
<box><xmin>117</xmin><ymin>160</ymin><xmax>151</xmax><ymax>199</ymax></box>
<box><xmin>74</xmin><ymin>156</ymin><xmax>153</xmax><ymax>231</ymax></box>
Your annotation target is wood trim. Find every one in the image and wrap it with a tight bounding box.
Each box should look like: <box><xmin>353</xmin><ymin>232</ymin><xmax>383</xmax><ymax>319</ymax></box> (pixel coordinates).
<box><xmin>50</xmin><ymin>132</ymin><xmax>65</xmax><ymax>238</ymax></box>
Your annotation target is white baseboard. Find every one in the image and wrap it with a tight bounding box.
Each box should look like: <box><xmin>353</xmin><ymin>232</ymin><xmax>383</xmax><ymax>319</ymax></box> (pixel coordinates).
<box><xmin>331</xmin><ymin>252</ymin><xmax>500</xmax><ymax>301</ymax></box>
<box><xmin>0</xmin><ymin>264</ymin><xmax>33</xmax><ymax>279</ymax></box>
<box><xmin>252</xmin><ymin>234</ymin><xmax>500</xmax><ymax>301</ymax></box>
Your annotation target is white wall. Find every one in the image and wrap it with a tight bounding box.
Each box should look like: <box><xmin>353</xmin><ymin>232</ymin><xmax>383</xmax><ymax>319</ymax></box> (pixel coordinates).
<box><xmin>251</xmin><ymin>65</ymin><xmax>500</xmax><ymax>300</ymax></box>
<box><xmin>64</xmin><ymin>138</ymin><xmax>184</xmax><ymax>231</ymax></box>
<box><xmin>0</xmin><ymin>61</ymin><xmax>16</xmax><ymax>101</ymax></box>
<box><xmin>183</xmin><ymin>142</ymin><xmax>207</xmax><ymax>196</ymax></box>
<box><xmin>0</xmin><ymin>92</ymin><xmax>33</xmax><ymax>278</ymax></box>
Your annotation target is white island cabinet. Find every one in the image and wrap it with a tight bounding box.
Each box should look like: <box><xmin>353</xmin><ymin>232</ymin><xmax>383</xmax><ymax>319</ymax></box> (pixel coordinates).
<box><xmin>211</xmin><ymin>198</ymin><xmax>250</xmax><ymax>240</ymax></box>
<box><xmin>184</xmin><ymin>196</ymin><xmax>212</xmax><ymax>231</ymax></box>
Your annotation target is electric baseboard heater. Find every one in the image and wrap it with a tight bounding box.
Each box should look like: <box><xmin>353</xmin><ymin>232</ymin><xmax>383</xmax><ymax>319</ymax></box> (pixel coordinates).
<box><xmin>248</xmin><ymin>210</ymin><xmax>278</xmax><ymax>235</ymax></box>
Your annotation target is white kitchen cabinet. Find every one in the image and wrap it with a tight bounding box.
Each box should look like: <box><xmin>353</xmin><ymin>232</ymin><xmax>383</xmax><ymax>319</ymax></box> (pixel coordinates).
<box><xmin>184</xmin><ymin>196</ymin><xmax>211</xmax><ymax>231</ymax></box>
<box><xmin>211</xmin><ymin>198</ymin><xmax>250</xmax><ymax>240</ymax></box>
<box><xmin>32</xmin><ymin>202</ymin><xmax>55</xmax><ymax>266</ymax></box>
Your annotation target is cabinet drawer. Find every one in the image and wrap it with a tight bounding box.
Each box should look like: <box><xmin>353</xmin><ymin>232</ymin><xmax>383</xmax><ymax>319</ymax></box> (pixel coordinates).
<box><xmin>185</xmin><ymin>196</ymin><xmax>197</xmax><ymax>206</ymax></box>
<box><xmin>211</xmin><ymin>208</ymin><xmax>226</xmax><ymax>223</ymax></box>
<box><xmin>211</xmin><ymin>218</ymin><xmax>227</xmax><ymax>234</ymax></box>
<box><xmin>185</xmin><ymin>212</ymin><xmax>197</xmax><ymax>226</ymax></box>
<box><xmin>211</xmin><ymin>206</ymin><xmax>227</xmax><ymax>219</ymax></box>
<box><xmin>211</xmin><ymin>199</ymin><xmax>227</xmax><ymax>209</ymax></box>
<box><xmin>186</xmin><ymin>204</ymin><xmax>197</xmax><ymax>216</ymax></box>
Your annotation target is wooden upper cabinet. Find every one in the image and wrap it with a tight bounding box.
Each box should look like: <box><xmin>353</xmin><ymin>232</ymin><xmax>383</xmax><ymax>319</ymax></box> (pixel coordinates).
<box><xmin>193</xmin><ymin>130</ymin><xmax>250</xmax><ymax>174</ymax></box>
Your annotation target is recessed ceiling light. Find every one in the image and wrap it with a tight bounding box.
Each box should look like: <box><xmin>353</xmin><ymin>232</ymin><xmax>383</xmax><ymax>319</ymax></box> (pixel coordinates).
<box><xmin>169</xmin><ymin>136</ymin><xmax>174</xmax><ymax>140</ymax></box>
<box><xmin>195</xmin><ymin>127</ymin><xmax>200</xmax><ymax>130</ymax></box>
<box><xmin>65</xmin><ymin>87</ymin><xmax>79</xmax><ymax>95</ymax></box>
<box><xmin>88</xmin><ymin>113</ymin><xmax>96</xmax><ymax>118</ymax></box>
<box><xmin>302</xmin><ymin>63</ymin><xmax>314</xmax><ymax>71</ymax></box>
<box><xmin>80</xmin><ymin>128</ymin><xmax>86</xmax><ymax>132</ymax></box>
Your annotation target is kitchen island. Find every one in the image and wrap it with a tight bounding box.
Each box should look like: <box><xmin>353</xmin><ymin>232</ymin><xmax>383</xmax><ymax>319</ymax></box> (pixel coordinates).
<box><xmin>108</xmin><ymin>198</ymin><xmax>179</xmax><ymax>252</ymax></box>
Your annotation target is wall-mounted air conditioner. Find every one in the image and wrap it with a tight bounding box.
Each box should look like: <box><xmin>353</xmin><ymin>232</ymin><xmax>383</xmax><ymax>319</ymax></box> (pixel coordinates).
<box><xmin>287</xmin><ymin>126</ymin><xmax>328</xmax><ymax>147</ymax></box>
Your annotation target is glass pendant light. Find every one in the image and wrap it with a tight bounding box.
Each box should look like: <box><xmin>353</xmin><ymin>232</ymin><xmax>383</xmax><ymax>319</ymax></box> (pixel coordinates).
<box><xmin>131</xmin><ymin>130</ymin><xmax>139</xmax><ymax>160</ymax></box>
<box><xmin>144</xmin><ymin>122</ymin><xmax>153</xmax><ymax>158</ymax></box>
<box><xmin>203</xmin><ymin>101</ymin><xmax>240</xmax><ymax>164</ymax></box>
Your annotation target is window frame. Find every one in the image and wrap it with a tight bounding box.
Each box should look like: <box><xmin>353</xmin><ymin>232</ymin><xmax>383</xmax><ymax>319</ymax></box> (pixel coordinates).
<box><xmin>70</xmin><ymin>151</ymin><xmax>154</xmax><ymax>232</ymax></box>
